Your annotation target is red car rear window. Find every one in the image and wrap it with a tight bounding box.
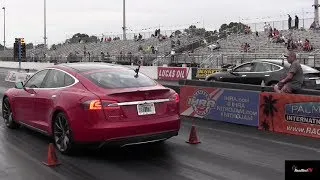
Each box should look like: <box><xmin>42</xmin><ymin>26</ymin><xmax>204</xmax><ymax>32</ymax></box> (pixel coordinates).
<box><xmin>84</xmin><ymin>69</ymin><xmax>157</xmax><ymax>89</ymax></box>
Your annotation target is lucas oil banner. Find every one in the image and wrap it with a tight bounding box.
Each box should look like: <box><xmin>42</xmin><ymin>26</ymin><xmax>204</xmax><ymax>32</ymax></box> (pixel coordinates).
<box><xmin>259</xmin><ymin>92</ymin><xmax>320</xmax><ymax>139</ymax></box>
<box><xmin>158</xmin><ymin>67</ymin><xmax>188</xmax><ymax>81</ymax></box>
<box><xmin>180</xmin><ymin>86</ymin><xmax>260</xmax><ymax>127</ymax></box>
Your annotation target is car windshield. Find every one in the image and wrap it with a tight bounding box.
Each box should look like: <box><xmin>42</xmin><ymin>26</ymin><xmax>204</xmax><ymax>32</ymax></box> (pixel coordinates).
<box><xmin>84</xmin><ymin>69</ymin><xmax>157</xmax><ymax>89</ymax></box>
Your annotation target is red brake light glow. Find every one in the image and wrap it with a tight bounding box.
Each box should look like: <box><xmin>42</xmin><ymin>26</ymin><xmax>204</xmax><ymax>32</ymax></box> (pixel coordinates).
<box><xmin>89</xmin><ymin>100</ymin><xmax>102</xmax><ymax>110</ymax></box>
<box><xmin>85</xmin><ymin>100</ymin><xmax>120</xmax><ymax>110</ymax></box>
<box><xmin>170</xmin><ymin>93</ymin><xmax>180</xmax><ymax>103</ymax></box>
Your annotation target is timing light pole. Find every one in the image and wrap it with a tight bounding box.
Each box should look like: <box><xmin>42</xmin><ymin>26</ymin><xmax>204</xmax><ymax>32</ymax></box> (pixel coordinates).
<box><xmin>122</xmin><ymin>0</ymin><xmax>127</xmax><ymax>40</ymax></box>
<box><xmin>2</xmin><ymin>7</ymin><xmax>5</xmax><ymax>51</ymax></box>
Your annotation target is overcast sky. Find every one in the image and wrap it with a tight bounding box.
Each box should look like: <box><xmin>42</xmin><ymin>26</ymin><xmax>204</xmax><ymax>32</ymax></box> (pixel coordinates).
<box><xmin>0</xmin><ymin>0</ymin><xmax>314</xmax><ymax>46</ymax></box>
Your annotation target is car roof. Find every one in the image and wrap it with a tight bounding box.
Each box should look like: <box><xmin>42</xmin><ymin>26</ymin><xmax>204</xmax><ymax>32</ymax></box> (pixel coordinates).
<box><xmin>251</xmin><ymin>59</ymin><xmax>320</xmax><ymax>73</ymax></box>
<box><xmin>251</xmin><ymin>59</ymin><xmax>286</xmax><ymax>66</ymax></box>
<box><xmin>55</xmin><ymin>62</ymin><xmax>130</xmax><ymax>73</ymax></box>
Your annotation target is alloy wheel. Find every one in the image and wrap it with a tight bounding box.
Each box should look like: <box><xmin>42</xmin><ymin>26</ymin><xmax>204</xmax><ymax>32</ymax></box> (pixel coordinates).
<box><xmin>54</xmin><ymin>114</ymin><xmax>71</xmax><ymax>153</ymax></box>
<box><xmin>2</xmin><ymin>98</ymin><xmax>19</xmax><ymax>129</ymax></box>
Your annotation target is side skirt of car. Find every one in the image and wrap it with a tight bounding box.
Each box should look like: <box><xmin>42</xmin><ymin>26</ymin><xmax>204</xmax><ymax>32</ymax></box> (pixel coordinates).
<box><xmin>18</xmin><ymin>121</ymin><xmax>50</xmax><ymax>136</ymax></box>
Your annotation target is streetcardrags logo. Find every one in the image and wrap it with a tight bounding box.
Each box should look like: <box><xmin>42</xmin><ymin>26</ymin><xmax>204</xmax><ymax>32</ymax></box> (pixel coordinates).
<box><xmin>187</xmin><ymin>89</ymin><xmax>216</xmax><ymax>116</ymax></box>
<box><xmin>292</xmin><ymin>165</ymin><xmax>314</xmax><ymax>173</ymax></box>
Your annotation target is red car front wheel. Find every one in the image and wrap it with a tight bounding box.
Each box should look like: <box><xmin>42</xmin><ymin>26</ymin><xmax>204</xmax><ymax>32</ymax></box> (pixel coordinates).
<box><xmin>2</xmin><ymin>97</ymin><xmax>19</xmax><ymax>129</ymax></box>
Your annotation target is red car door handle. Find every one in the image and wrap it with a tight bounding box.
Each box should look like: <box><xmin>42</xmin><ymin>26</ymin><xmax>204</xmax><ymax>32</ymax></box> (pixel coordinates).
<box><xmin>52</xmin><ymin>95</ymin><xmax>57</xmax><ymax>98</ymax></box>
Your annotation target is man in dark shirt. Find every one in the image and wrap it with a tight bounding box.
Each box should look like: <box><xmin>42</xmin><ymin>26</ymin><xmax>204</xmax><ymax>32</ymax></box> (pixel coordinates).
<box><xmin>274</xmin><ymin>51</ymin><xmax>303</xmax><ymax>93</ymax></box>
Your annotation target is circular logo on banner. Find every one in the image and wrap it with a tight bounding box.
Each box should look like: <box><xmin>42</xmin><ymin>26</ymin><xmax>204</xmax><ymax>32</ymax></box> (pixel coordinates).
<box><xmin>188</xmin><ymin>89</ymin><xmax>216</xmax><ymax>116</ymax></box>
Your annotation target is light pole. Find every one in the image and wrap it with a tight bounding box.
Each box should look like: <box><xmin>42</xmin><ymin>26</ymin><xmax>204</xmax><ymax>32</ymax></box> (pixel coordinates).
<box><xmin>122</xmin><ymin>0</ymin><xmax>127</xmax><ymax>40</ymax></box>
<box><xmin>44</xmin><ymin>0</ymin><xmax>47</xmax><ymax>49</ymax></box>
<box><xmin>313</xmin><ymin>0</ymin><xmax>320</xmax><ymax>28</ymax></box>
<box><xmin>2</xmin><ymin>7</ymin><xmax>5</xmax><ymax>51</ymax></box>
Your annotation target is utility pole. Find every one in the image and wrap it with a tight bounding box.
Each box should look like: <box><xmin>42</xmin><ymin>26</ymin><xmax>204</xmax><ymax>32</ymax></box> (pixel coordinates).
<box><xmin>122</xmin><ymin>0</ymin><xmax>127</xmax><ymax>40</ymax></box>
<box><xmin>2</xmin><ymin>7</ymin><xmax>5</xmax><ymax>50</ymax></box>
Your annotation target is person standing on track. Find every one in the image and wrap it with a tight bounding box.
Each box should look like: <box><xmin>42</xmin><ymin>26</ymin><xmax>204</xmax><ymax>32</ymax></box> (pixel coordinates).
<box><xmin>274</xmin><ymin>51</ymin><xmax>303</xmax><ymax>94</ymax></box>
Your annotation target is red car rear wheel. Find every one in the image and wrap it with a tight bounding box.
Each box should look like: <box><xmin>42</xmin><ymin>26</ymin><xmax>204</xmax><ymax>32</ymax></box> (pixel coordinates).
<box><xmin>53</xmin><ymin>112</ymin><xmax>75</xmax><ymax>155</ymax></box>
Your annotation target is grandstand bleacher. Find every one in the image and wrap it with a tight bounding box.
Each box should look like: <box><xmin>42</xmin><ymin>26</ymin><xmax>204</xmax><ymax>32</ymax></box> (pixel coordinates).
<box><xmin>1</xmin><ymin>27</ymin><xmax>320</xmax><ymax>69</ymax></box>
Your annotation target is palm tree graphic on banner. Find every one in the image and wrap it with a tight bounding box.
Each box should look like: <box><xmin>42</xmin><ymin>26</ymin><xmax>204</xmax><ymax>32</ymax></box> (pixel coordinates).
<box><xmin>260</xmin><ymin>94</ymin><xmax>278</xmax><ymax>131</ymax></box>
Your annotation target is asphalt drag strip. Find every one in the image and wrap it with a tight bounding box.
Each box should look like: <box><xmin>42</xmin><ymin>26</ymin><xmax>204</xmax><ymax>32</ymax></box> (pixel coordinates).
<box><xmin>0</xmin><ymin>113</ymin><xmax>319</xmax><ymax>180</ymax></box>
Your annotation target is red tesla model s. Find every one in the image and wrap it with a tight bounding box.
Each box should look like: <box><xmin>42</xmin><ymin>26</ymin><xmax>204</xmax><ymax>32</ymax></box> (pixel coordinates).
<box><xmin>2</xmin><ymin>63</ymin><xmax>180</xmax><ymax>154</ymax></box>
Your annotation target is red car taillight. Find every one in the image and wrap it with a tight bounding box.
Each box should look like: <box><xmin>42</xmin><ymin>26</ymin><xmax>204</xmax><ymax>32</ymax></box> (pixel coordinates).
<box><xmin>167</xmin><ymin>93</ymin><xmax>180</xmax><ymax>113</ymax></box>
<box><xmin>169</xmin><ymin>93</ymin><xmax>180</xmax><ymax>103</ymax></box>
<box><xmin>83</xmin><ymin>100</ymin><xmax>124</xmax><ymax>120</ymax></box>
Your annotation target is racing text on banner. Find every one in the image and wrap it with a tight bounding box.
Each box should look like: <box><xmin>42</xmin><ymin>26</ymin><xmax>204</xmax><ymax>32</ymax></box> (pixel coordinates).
<box><xmin>180</xmin><ymin>86</ymin><xmax>260</xmax><ymax>127</ymax></box>
<box><xmin>193</xmin><ymin>68</ymin><xmax>220</xmax><ymax>80</ymax></box>
<box><xmin>259</xmin><ymin>92</ymin><xmax>320</xmax><ymax>139</ymax></box>
<box><xmin>158</xmin><ymin>67</ymin><xmax>188</xmax><ymax>81</ymax></box>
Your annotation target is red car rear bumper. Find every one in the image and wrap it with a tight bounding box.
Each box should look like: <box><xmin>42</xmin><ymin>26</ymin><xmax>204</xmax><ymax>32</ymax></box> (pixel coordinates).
<box><xmin>70</xmin><ymin>115</ymin><xmax>181</xmax><ymax>144</ymax></box>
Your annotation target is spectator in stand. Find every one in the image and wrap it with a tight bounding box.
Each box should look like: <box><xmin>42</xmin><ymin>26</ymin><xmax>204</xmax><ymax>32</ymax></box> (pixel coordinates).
<box><xmin>273</xmin><ymin>28</ymin><xmax>280</xmax><ymax>37</ymax></box>
<box><xmin>128</xmin><ymin>52</ymin><xmax>132</xmax><ymax>64</ymax></box>
<box><xmin>268</xmin><ymin>27</ymin><xmax>273</xmax><ymax>40</ymax></box>
<box><xmin>241</xmin><ymin>43</ymin><xmax>250</xmax><ymax>52</ymax></box>
<box><xmin>303</xmin><ymin>39</ymin><xmax>313</xmax><ymax>52</ymax></box>
<box><xmin>100</xmin><ymin>51</ymin><xmax>105</xmax><ymax>62</ymax></box>
<box><xmin>256</xmin><ymin>31</ymin><xmax>259</xmax><ymax>37</ymax></box>
<box><xmin>263</xmin><ymin>22</ymin><xmax>269</xmax><ymax>33</ymax></box>
<box><xmin>287</xmin><ymin>38</ymin><xmax>297</xmax><ymax>50</ymax></box>
<box><xmin>297</xmin><ymin>38</ymin><xmax>303</xmax><ymax>47</ymax></box>
<box><xmin>155</xmin><ymin>29</ymin><xmax>158</xmax><ymax>37</ymax></box>
<box><xmin>295</xmin><ymin>15</ymin><xmax>299</xmax><ymax>29</ymax></box>
<box><xmin>288</xmin><ymin>15</ymin><xmax>292</xmax><ymax>29</ymax></box>
<box><xmin>244</xmin><ymin>26</ymin><xmax>251</xmax><ymax>34</ymax></box>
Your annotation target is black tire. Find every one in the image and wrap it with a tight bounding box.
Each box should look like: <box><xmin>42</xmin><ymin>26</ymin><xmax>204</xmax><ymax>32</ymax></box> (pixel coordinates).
<box><xmin>2</xmin><ymin>97</ymin><xmax>19</xmax><ymax>129</ymax></box>
<box><xmin>53</xmin><ymin>112</ymin><xmax>75</xmax><ymax>155</ymax></box>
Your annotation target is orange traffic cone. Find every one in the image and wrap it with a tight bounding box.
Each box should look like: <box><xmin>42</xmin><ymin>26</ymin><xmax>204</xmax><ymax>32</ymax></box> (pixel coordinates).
<box><xmin>186</xmin><ymin>125</ymin><xmax>201</xmax><ymax>144</ymax></box>
<box><xmin>42</xmin><ymin>143</ymin><xmax>61</xmax><ymax>167</ymax></box>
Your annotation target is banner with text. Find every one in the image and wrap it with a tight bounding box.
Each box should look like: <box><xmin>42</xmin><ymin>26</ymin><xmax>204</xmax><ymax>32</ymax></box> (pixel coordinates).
<box><xmin>180</xmin><ymin>86</ymin><xmax>260</xmax><ymax>127</ymax></box>
<box><xmin>259</xmin><ymin>92</ymin><xmax>320</xmax><ymax>139</ymax></box>
<box><xmin>191</xmin><ymin>68</ymin><xmax>220</xmax><ymax>80</ymax></box>
<box><xmin>158</xmin><ymin>67</ymin><xmax>188</xmax><ymax>81</ymax></box>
